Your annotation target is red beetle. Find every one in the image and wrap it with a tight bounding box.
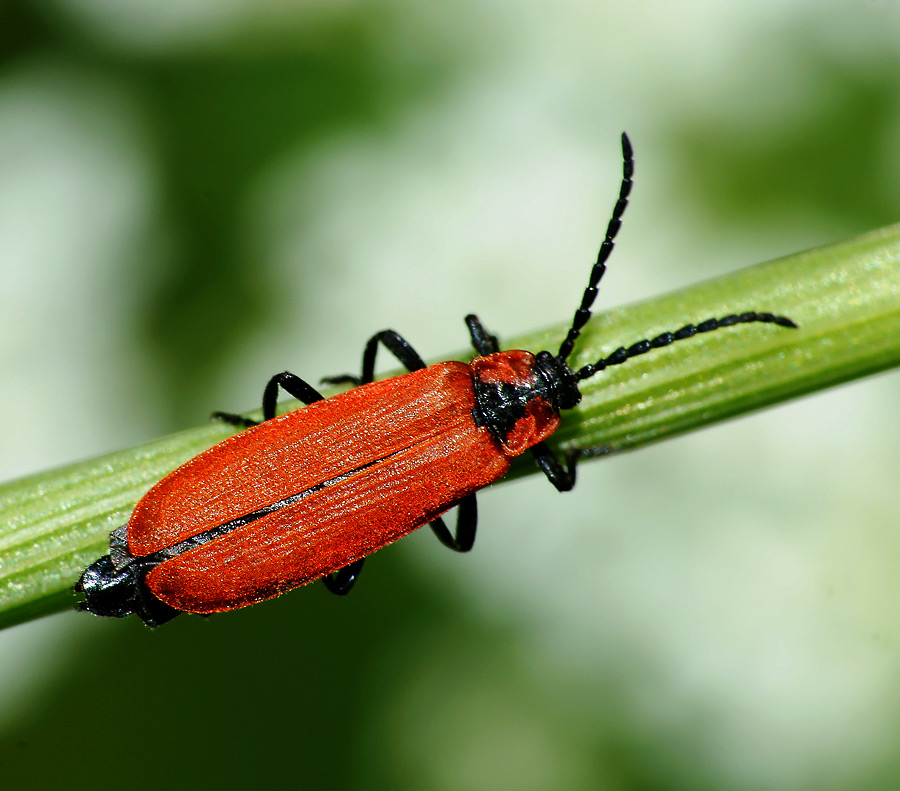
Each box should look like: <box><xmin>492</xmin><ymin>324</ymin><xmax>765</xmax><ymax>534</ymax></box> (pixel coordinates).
<box><xmin>76</xmin><ymin>134</ymin><xmax>797</xmax><ymax>626</ymax></box>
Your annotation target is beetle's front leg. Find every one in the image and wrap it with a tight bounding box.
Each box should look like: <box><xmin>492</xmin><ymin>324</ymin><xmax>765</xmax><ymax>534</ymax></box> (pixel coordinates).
<box><xmin>531</xmin><ymin>442</ymin><xmax>613</xmax><ymax>492</ymax></box>
<box><xmin>464</xmin><ymin>314</ymin><xmax>500</xmax><ymax>356</ymax></box>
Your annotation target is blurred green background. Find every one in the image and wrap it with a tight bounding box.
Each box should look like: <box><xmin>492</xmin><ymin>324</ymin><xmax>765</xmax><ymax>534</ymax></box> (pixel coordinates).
<box><xmin>3</xmin><ymin>1</ymin><xmax>900</xmax><ymax>788</ymax></box>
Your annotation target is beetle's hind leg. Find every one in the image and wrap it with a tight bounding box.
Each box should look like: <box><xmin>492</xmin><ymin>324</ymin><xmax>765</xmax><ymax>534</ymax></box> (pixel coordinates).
<box><xmin>531</xmin><ymin>442</ymin><xmax>612</xmax><ymax>492</ymax></box>
<box><xmin>322</xmin><ymin>559</ymin><xmax>365</xmax><ymax>596</ymax></box>
<box><xmin>213</xmin><ymin>371</ymin><xmax>326</xmax><ymax>427</ymax></box>
<box><xmin>321</xmin><ymin>329</ymin><xmax>427</xmax><ymax>388</ymax></box>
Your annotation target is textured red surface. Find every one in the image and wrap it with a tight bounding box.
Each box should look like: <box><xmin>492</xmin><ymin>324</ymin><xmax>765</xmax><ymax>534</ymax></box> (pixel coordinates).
<box><xmin>501</xmin><ymin>398</ymin><xmax>559</xmax><ymax>455</ymax></box>
<box><xmin>146</xmin><ymin>426</ymin><xmax>507</xmax><ymax>612</ymax></box>
<box><xmin>130</xmin><ymin>361</ymin><xmax>512</xmax><ymax>612</ymax></box>
<box><xmin>130</xmin><ymin>362</ymin><xmax>483</xmax><ymax>555</ymax></box>
<box><xmin>469</xmin><ymin>349</ymin><xmax>537</xmax><ymax>386</ymax></box>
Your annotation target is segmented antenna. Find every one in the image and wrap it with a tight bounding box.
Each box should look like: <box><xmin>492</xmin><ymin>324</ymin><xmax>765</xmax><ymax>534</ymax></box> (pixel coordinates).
<box><xmin>557</xmin><ymin>132</ymin><xmax>634</xmax><ymax>362</ymax></box>
<box><xmin>574</xmin><ymin>311</ymin><xmax>798</xmax><ymax>381</ymax></box>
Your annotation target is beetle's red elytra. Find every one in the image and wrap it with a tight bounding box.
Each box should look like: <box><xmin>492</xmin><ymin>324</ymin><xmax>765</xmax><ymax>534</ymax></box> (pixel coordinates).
<box><xmin>76</xmin><ymin>134</ymin><xmax>798</xmax><ymax>626</ymax></box>
<box><xmin>137</xmin><ymin>363</ymin><xmax>507</xmax><ymax>614</ymax></box>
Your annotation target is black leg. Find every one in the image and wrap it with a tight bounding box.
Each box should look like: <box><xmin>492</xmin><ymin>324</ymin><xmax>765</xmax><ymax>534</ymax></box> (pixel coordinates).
<box><xmin>261</xmin><ymin>372</ymin><xmax>325</xmax><ymax>420</ymax></box>
<box><xmin>531</xmin><ymin>442</ymin><xmax>612</xmax><ymax>492</ymax></box>
<box><xmin>322</xmin><ymin>559</ymin><xmax>365</xmax><ymax>596</ymax></box>
<box><xmin>321</xmin><ymin>329</ymin><xmax>427</xmax><ymax>388</ymax></box>
<box><xmin>212</xmin><ymin>412</ymin><xmax>259</xmax><ymax>429</ymax></box>
<box><xmin>430</xmin><ymin>493</ymin><xmax>478</xmax><ymax>552</ymax></box>
<box><xmin>212</xmin><ymin>370</ymin><xmax>324</xmax><ymax>427</ymax></box>
<box><xmin>465</xmin><ymin>314</ymin><xmax>500</xmax><ymax>356</ymax></box>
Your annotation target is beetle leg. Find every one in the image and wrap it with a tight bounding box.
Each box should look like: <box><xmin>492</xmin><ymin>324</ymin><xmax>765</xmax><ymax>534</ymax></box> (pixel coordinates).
<box><xmin>464</xmin><ymin>314</ymin><xmax>501</xmax><ymax>356</ymax></box>
<box><xmin>532</xmin><ymin>443</ymin><xmax>576</xmax><ymax>491</ymax></box>
<box><xmin>322</xmin><ymin>558</ymin><xmax>365</xmax><ymax>596</ymax></box>
<box><xmin>261</xmin><ymin>372</ymin><xmax>325</xmax><ymax>421</ymax></box>
<box><xmin>322</xmin><ymin>329</ymin><xmax>427</xmax><ymax>387</ymax></box>
<box><xmin>318</xmin><ymin>373</ymin><xmax>363</xmax><ymax>387</ymax></box>
<box><xmin>532</xmin><ymin>443</ymin><xmax>613</xmax><ymax>492</ymax></box>
<box><xmin>429</xmin><ymin>493</ymin><xmax>477</xmax><ymax>552</ymax></box>
<box><xmin>213</xmin><ymin>372</ymin><xmax>325</xmax><ymax>427</ymax></box>
<box><xmin>211</xmin><ymin>412</ymin><xmax>259</xmax><ymax>429</ymax></box>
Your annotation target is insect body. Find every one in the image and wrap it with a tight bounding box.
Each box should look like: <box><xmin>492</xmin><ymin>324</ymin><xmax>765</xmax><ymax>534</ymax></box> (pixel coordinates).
<box><xmin>76</xmin><ymin>134</ymin><xmax>797</xmax><ymax>626</ymax></box>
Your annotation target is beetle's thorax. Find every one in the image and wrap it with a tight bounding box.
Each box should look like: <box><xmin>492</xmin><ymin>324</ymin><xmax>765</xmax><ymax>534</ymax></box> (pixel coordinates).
<box><xmin>470</xmin><ymin>350</ymin><xmax>581</xmax><ymax>457</ymax></box>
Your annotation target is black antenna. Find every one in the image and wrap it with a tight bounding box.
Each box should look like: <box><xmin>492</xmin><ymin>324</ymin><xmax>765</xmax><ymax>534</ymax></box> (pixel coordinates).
<box><xmin>574</xmin><ymin>311</ymin><xmax>798</xmax><ymax>381</ymax></box>
<box><xmin>557</xmin><ymin>132</ymin><xmax>634</xmax><ymax>362</ymax></box>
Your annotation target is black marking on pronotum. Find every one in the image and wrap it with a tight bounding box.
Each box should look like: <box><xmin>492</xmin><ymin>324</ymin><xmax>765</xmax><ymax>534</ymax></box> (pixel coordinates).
<box><xmin>471</xmin><ymin>351</ymin><xmax>582</xmax><ymax>445</ymax></box>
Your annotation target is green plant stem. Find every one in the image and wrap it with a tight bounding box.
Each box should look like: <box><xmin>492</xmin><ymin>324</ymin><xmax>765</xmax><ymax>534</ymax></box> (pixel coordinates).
<box><xmin>2</xmin><ymin>224</ymin><xmax>900</xmax><ymax>630</ymax></box>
